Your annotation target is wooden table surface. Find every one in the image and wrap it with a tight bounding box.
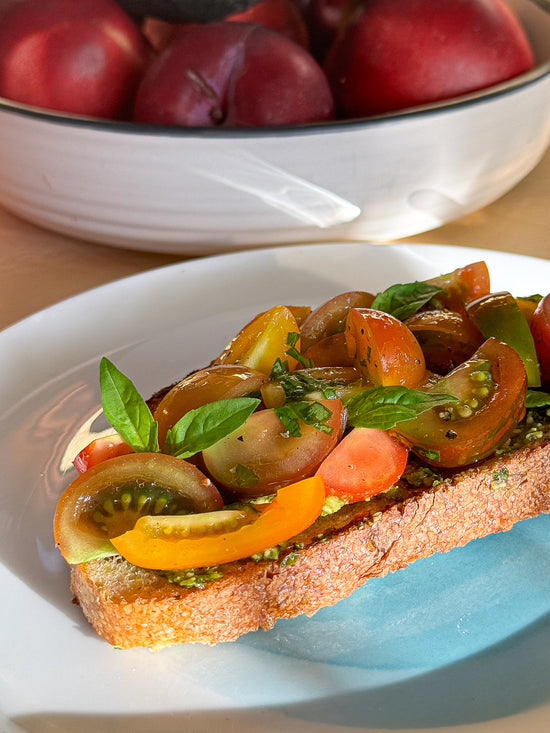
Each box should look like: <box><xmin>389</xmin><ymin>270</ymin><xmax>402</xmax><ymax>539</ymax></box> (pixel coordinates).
<box><xmin>1</xmin><ymin>146</ymin><xmax>549</xmax><ymax>333</ymax></box>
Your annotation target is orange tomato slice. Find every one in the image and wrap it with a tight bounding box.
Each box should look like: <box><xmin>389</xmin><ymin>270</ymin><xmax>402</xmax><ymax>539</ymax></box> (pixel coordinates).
<box><xmin>111</xmin><ymin>476</ymin><xmax>325</xmax><ymax>570</ymax></box>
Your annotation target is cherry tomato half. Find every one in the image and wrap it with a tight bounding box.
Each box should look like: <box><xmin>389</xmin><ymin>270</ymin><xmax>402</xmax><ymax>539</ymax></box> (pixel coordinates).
<box><xmin>111</xmin><ymin>476</ymin><xmax>326</xmax><ymax>570</ymax></box>
<box><xmin>426</xmin><ymin>261</ymin><xmax>490</xmax><ymax>312</ymax></box>
<box><xmin>300</xmin><ymin>291</ymin><xmax>375</xmax><ymax>351</ymax></box>
<box><xmin>345</xmin><ymin>308</ymin><xmax>426</xmax><ymax>387</ymax></box>
<box><xmin>213</xmin><ymin>305</ymin><xmax>301</xmax><ymax>375</ymax></box>
<box><xmin>54</xmin><ymin>453</ymin><xmax>223</xmax><ymax>565</ymax></box>
<box><xmin>316</xmin><ymin>427</ymin><xmax>409</xmax><ymax>502</ymax></box>
<box><xmin>394</xmin><ymin>338</ymin><xmax>527</xmax><ymax>467</ymax></box>
<box><xmin>303</xmin><ymin>332</ymin><xmax>355</xmax><ymax>367</ymax></box>
<box><xmin>202</xmin><ymin>398</ymin><xmax>345</xmax><ymax>496</ymax></box>
<box><xmin>516</xmin><ymin>295</ymin><xmax>541</xmax><ymax>324</ymax></box>
<box><xmin>153</xmin><ymin>365</ymin><xmax>268</xmax><ymax>447</ymax></box>
<box><xmin>405</xmin><ymin>309</ymin><xmax>483</xmax><ymax>374</ymax></box>
<box><xmin>73</xmin><ymin>434</ymin><xmax>133</xmax><ymax>473</ymax></box>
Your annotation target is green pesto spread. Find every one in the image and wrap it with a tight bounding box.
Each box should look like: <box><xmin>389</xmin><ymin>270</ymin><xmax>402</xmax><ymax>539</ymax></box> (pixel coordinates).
<box><xmin>491</xmin><ymin>468</ymin><xmax>509</xmax><ymax>490</ymax></box>
<box><xmin>160</xmin><ymin>567</ymin><xmax>223</xmax><ymax>589</ymax></box>
<box><xmin>156</xmin><ymin>406</ymin><xmax>550</xmax><ymax>590</ymax></box>
<box><xmin>496</xmin><ymin>407</ymin><xmax>550</xmax><ymax>456</ymax></box>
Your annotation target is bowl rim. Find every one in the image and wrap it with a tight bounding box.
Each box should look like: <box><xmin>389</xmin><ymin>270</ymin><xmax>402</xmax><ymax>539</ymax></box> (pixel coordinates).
<box><xmin>0</xmin><ymin>59</ymin><xmax>549</xmax><ymax>139</ymax></box>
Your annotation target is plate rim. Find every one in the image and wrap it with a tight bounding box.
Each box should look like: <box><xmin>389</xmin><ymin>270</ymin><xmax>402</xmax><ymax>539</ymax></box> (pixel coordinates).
<box><xmin>2</xmin><ymin>241</ymin><xmax>550</xmax><ymax>733</ymax></box>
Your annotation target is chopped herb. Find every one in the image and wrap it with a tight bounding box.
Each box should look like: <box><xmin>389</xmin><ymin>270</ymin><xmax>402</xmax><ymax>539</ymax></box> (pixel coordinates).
<box><xmin>280</xmin><ymin>551</ymin><xmax>300</xmax><ymax>567</ymax></box>
<box><xmin>235</xmin><ymin>463</ymin><xmax>260</xmax><ymax>488</ymax></box>
<box><xmin>491</xmin><ymin>468</ymin><xmax>509</xmax><ymax>490</ymax></box>
<box><xmin>273</xmin><ymin>370</ymin><xmax>338</xmax><ymax>402</ymax></box>
<box><xmin>285</xmin><ymin>331</ymin><xmax>314</xmax><ymax>368</ymax></box>
<box><xmin>275</xmin><ymin>400</ymin><xmax>333</xmax><ymax>437</ymax></box>
<box><xmin>269</xmin><ymin>357</ymin><xmax>289</xmax><ymax>380</ymax></box>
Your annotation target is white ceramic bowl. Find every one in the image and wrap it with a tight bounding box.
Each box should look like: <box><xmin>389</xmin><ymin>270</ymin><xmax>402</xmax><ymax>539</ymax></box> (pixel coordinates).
<box><xmin>0</xmin><ymin>0</ymin><xmax>549</xmax><ymax>255</ymax></box>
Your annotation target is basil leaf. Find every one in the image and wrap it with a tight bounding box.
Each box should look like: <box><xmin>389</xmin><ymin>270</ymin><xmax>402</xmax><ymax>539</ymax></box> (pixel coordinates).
<box><xmin>347</xmin><ymin>385</ymin><xmax>458</xmax><ymax>431</ymax></box>
<box><xmin>371</xmin><ymin>282</ymin><xmax>444</xmax><ymax>320</ymax></box>
<box><xmin>270</xmin><ymin>357</ymin><xmax>289</xmax><ymax>380</ymax></box>
<box><xmin>275</xmin><ymin>401</ymin><xmax>333</xmax><ymax>437</ymax></box>
<box><xmin>99</xmin><ymin>357</ymin><xmax>159</xmax><ymax>452</ymax></box>
<box><xmin>286</xmin><ymin>332</ymin><xmax>300</xmax><ymax>349</ymax></box>
<box><xmin>235</xmin><ymin>463</ymin><xmax>259</xmax><ymax>488</ymax></box>
<box><xmin>525</xmin><ymin>390</ymin><xmax>550</xmax><ymax>408</ymax></box>
<box><xmin>164</xmin><ymin>397</ymin><xmax>260</xmax><ymax>458</ymax></box>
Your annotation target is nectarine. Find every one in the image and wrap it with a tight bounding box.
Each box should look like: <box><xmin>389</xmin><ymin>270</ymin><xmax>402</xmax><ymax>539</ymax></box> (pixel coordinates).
<box><xmin>325</xmin><ymin>0</ymin><xmax>535</xmax><ymax>117</ymax></box>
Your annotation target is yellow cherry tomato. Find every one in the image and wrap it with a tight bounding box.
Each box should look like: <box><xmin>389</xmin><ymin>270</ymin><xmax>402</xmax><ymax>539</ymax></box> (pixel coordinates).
<box><xmin>111</xmin><ymin>476</ymin><xmax>325</xmax><ymax>570</ymax></box>
<box><xmin>213</xmin><ymin>304</ymin><xmax>301</xmax><ymax>374</ymax></box>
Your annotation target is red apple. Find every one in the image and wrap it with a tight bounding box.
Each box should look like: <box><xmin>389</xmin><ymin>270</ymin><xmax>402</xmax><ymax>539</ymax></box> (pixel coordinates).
<box><xmin>325</xmin><ymin>0</ymin><xmax>535</xmax><ymax>117</ymax></box>
<box><xmin>133</xmin><ymin>21</ymin><xmax>334</xmax><ymax>126</ymax></box>
<box><xmin>144</xmin><ymin>0</ymin><xmax>310</xmax><ymax>51</ymax></box>
<box><xmin>0</xmin><ymin>0</ymin><xmax>151</xmax><ymax>119</ymax></box>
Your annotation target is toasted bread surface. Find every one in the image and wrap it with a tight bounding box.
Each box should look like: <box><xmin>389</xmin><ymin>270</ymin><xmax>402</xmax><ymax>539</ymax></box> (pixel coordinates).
<box><xmin>70</xmin><ymin>438</ymin><xmax>550</xmax><ymax>649</ymax></box>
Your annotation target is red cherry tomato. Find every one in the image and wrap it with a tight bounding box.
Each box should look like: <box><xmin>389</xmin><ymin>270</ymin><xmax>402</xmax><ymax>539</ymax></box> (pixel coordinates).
<box><xmin>0</xmin><ymin>0</ymin><xmax>151</xmax><ymax>119</ymax></box>
<box><xmin>73</xmin><ymin>434</ymin><xmax>133</xmax><ymax>473</ymax></box>
<box><xmin>316</xmin><ymin>427</ymin><xmax>409</xmax><ymax>502</ymax></box>
<box><xmin>345</xmin><ymin>308</ymin><xmax>426</xmax><ymax>387</ymax></box>
<box><xmin>426</xmin><ymin>261</ymin><xmax>491</xmax><ymax>313</ymax></box>
<box><xmin>530</xmin><ymin>293</ymin><xmax>550</xmax><ymax>384</ymax></box>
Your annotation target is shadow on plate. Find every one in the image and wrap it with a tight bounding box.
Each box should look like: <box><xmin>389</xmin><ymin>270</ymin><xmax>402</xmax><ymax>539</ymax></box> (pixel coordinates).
<box><xmin>12</xmin><ymin>607</ymin><xmax>550</xmax><ymax>732</ymax></box>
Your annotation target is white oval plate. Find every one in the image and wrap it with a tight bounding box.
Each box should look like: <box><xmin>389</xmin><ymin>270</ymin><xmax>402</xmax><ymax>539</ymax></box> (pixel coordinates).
<box><xmin>1</xmin><ymin>242</ymin><xmax>550</xmax><ymax>733</ymax></box>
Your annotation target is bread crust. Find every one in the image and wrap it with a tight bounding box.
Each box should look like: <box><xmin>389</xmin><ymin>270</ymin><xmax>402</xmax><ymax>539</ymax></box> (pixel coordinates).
<box><xmin>70</xmin><ymin>437</ymin><xmax>550</xmax><ymax>648</ymax></box>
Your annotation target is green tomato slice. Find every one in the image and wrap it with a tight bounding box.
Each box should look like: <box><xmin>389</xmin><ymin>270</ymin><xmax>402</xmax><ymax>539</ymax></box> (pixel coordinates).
<box><xmin>466</xmin><ymin>291</ymin><xmax>541</xmax><ymax>387</ymax></box>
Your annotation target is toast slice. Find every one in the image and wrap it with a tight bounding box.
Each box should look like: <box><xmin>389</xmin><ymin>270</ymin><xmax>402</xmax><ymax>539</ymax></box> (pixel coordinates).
<box><xmin>70</xmin><ymin>435</ymin><xmax>550</xmax><ymax>649</ymax></box>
